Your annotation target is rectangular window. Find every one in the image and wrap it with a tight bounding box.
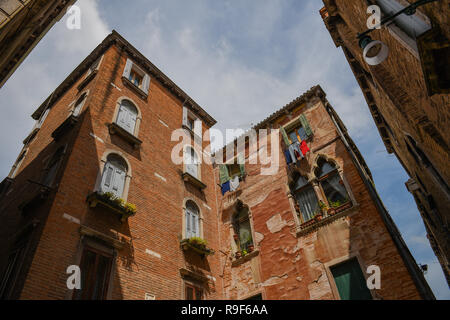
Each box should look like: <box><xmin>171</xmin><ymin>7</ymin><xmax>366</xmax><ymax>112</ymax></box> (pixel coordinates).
<box><xmin>73</xmin><ymin>246</ymin><xmax>113</xmax><ymax>300</ymax></box>
<box><xmin>287</xmin><ymin>125</ymin><xmax>307</xmax><ymax>143</ymax></box>
<box><xmin>122</xmin><ymin>58</ymin><xmax>150</xmax><ymax>95</ymax></box>
<box><xmin>330</xmin><ymin>258</ymin><xmax>372</xmax><ymax>300</ymax></box>
<box><xmin>185</xmin><ymin>283</ymin><xmax>203</xmax><ymax>300</ymax></box>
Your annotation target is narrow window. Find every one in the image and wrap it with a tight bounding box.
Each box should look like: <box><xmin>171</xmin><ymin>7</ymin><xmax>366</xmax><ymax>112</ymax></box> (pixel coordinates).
<box><xmin>185</xmin><ymin>147</ymin><xmax>199</xmax><ymax>179</ymax></box>
<box><xmin>315</xmin><ymin>158</ymin><xmax>350</xmax><ymax>208</ymax></box>
<box><xmin>185</xmin><ymin>283</ymin><xmax>203</xmax><ymax>300</ymax></box>
<box><xmin>116</xmin><ymin>100</ymin><xmax>138</xmax><ymax>135</ymax></box>
<box><xmin>122</xmin><ymin>59</ymin><xmax>150</xmax><ymax>94</ymax></box>
<box><xmin>185</xmin><ymin>200</ymin><xmax>200</xmax><ymax>239</ymax></box>
<box><xmin>72</xmin><ymin>93</ymin><xmax>87</xmax><ymax>117</ymax></box>
<box><xmin>330</xmin><ymin>258</ymin><xmax>372</xmax><ymax>300</ymax></box>
<box><xmin>42</xmin><ymin>146</ymin><xmax>65</xmax><ymax>187</ymax></box>
<box><xmin>10</xmin><ymin>150</ymin><xmax>27</xmax><ymax>178</ymax></box>
<box><xmin>73</xmin><ymin>246</ymin><xmax>113</xmax><ymax>300</ymax></box>
<box><xmin>290</xmin><ymin>173</ymin><xmax>319</xmax><ymax>222</ymax></box>
<box><xmin>233</xmin><ymin>207</ymin><xmax>253</xmax><ymax>252</ymax></box>
<box><xmin>100</xmin><ymin>155</ymin><xmax>127</xmax><ymax>198</ymax></box>
<box><xmin>0</xmin><ymin>230</ymin><xmax>32</xmax><ymax>299</ymax></box>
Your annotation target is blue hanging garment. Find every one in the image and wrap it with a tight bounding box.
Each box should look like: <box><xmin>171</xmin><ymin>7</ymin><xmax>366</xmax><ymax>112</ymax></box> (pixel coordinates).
<box><xmin>221</xmin><ymin>181</ymin><xmax>231</xmax><ymax>195</ymax></box>
<box><xmin>284</xmin><ymin>149</ymin><xmax>293</xmax><ymax>164</ymax></box>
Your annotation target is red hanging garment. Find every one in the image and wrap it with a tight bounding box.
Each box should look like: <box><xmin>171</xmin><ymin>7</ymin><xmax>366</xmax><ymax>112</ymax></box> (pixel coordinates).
<box><xmin>300</xmin><ymin>140</ymin><xmax>310</xmax><ymax>155</ymax></box>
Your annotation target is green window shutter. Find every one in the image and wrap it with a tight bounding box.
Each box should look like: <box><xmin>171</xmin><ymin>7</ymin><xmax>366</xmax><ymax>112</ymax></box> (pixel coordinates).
<box><xmin>331</xmin><ymin>259</ymin><xmax>373</xmax><ymax>300</ymax></box>
<box><xmin>219</xmin><ymin>164</ymin><xmax>230</xmax><ymax>184</ymax></box>
<box><xmin>238</xmin><ymin>154</ymin><xmax>246</xmax><ymax>177</ymax></box>
<box><xmin>280</xmin><ymin>126</ymin><xmax>291</xmax><ymax>146</ymax></box>
<box><xmin>299</xmin><ymin>114</ymin><xmax>313</xmax><ymax>138</ymax></box>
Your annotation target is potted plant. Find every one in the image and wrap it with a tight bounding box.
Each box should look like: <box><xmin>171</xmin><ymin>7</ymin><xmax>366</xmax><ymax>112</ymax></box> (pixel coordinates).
<box><xmin>235</xmin><ymin>251</ymin><xmax>242</xmax><ymax>259</ymax></box>
<box><xmin>247</xmin><ymin>244</ymin><xmax>254</xmax><ymax>253</ymax></box>
<box><xmin>318</xmin><ymin>200</ymin><xmax>328</xmax><ymax>214</ymax></box>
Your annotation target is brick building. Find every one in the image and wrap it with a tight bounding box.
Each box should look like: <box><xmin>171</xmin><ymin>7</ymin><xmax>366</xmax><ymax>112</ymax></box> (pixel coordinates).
<box><xmin>320</xmin><ymin>0</ymin><xmax>449</xmax><ymax>284</ymax></box>
<box><xmin>0</xmin><ymin>31</ymin><xmax>434</xmax><ymax>299</ymax></box>
<box><xmin>0</xmin><ymin>0</ymin><xmax>76</xmax><ymax>88</ymax></box>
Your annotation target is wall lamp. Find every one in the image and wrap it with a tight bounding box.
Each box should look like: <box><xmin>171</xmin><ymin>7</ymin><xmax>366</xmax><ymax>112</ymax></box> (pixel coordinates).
<box><xmin>357</xmin><ymin>0</ymin><xmax>439</xmax><ymax>65</ymax></box>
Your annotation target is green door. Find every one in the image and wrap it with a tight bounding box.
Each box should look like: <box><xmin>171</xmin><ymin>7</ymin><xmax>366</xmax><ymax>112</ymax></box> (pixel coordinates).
<box><xmin>330</xmin><ymin>258</ymin><xmax>373</xmax><ymax>300</ymax></box>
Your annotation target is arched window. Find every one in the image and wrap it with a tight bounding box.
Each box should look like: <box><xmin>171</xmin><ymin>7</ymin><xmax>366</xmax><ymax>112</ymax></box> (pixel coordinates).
<box><xmin>315</xmin><ymin>158</ymin><xmax>349</xmax><ymax>208</ymax></box>
<box><xmin>72</xmin><ymin>93</ymin><xmax>87</xmax><ymax>117</ymax></box>
<box><xmin>290</xmin><ymin>173</ymin><xmax>319</xmax><ymax>222</ymax></box>
<box><xmin>43</xmin><ymin>146</ymin><xmax>65</xmax><ymax>187</ymax></box>
<box><xmin>116</xmin><ymin>100</ymin><xmax>138</xmax><ymax>135</ymax></box>
<box><xmin>100</xmin><ymin>154</ymin><xmax>128</xmax><ymax>198</ymax></box>
<box><xmin>233</xmin><ymin>206</ymin><xmax>253</xmax><ymax>251</ymax></box>
<box><xmin>185</xmin><ymin>200</ymin><xmax>200</xmax><ymax>239</ymax></box>
<box><xmin>184</xmin><ymin>146</ymin><xmax>199</xmax><ymax>179</ymax></box>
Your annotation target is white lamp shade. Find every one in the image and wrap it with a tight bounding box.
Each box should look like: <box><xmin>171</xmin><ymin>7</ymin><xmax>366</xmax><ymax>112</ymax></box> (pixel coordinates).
<box><xmin>363</xmin><ymin>40</ymin><xmax>389</xmax><ymax>66</ymax></box>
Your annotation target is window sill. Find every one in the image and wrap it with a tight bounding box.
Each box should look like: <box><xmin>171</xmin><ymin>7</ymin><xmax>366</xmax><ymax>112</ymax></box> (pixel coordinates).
<box><xmin>86</xmin><ymin>192</ymin><xmax>135</xmax><ymax>223</ymax></box>
<box><xmin>180</xmin><ymin>239</ymin><xmax>215</xmax><ymax>257</ymax></box>
<box><xmin>182</xmin><ymin>172</ymin><xmax>207</xmax><ymax>190</ymax></box>
<box><xmin>231</xmin><ymin>249</ymin><xmax>259</xmax><ymax>267</ymax></box>
<box><xmin>79</xmin><ymin>225</ymin><xmax>127</xmax><ymax>250</ymax></box>
<box><xmin>52</xmin><ymin>115</ymin><xmax>79</xmax><ymax>141</ymax></box>
<box><xmin>77</xmin><ymin>70</ymin><xmax>97</xmax><ymax>91</ymax></box>
<box><xmin>23</xmin><ymin>127</ymin><xmax>39</xmax><ymax>145</ymax></box>
<box><xmin>108</xmin><ymin>123</ymin><xmax>142</xmax><ymax>149</ymax></box>
<box><xmin>122</xmin><ymin>76</ymin><xmax>148</xmax><ymax>100</ymax></box>
<box><xmin>295</xmin><ymin>203</ymin><xmax>359</xmax><ymax>237</ymax></box>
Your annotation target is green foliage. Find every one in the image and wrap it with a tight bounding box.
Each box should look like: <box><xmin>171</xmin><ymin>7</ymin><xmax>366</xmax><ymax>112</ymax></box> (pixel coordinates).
<box><xmin>188</xmin><ymin>237</ymin><xmax>207</xmax><ymax>247</ymax></box>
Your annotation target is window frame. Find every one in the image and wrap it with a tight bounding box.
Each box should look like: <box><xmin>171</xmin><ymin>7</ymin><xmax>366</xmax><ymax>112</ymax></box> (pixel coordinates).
<box><xmin>115</xmin><ymin>99</ymin><xmax>139</xmax><ymax>136</ymax></box>
<box><xmin>96</xmin><ymin>151</ymin><xmax>132</xmax><ymax>202</ymax></box>
<box><xmin>122</xmin><ymin>58</ymin><xmax>150</xmax><ymax>96</ymax></box>
<box><xmin>72</xmin><ymin>244</ymin><xmax>114</xmax><ymax>301</ymax></box>
<box><xmin>184</xmin><ymin>282</ymin><xmax>203</xmax><ymax>300</ymax></box>
<box><xmin>232</xmin><ymin>206</ymin><xmax>254</xmax><ymax>252</ymax></box>
<box><xmin>183</xmin><ymin>146</ymin><xmax>202</xmax><ymax>181</ymax></box>
<box><xmin>292</xmin><ymin>181</ymin><xmax>320</xmax><ymax>223</ymax></box>
<box><xmin>184</xmin><ymin>200</ymin><xmax>201</xmax><ymax>239</ymax></box>
<box><xmin>325</xmin><ymin>255</ymin><xmax>375</xmax><ymax>301</ymax></box>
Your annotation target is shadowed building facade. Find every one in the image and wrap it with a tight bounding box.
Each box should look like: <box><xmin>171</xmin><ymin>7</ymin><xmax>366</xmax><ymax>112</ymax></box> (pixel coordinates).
<box><xmin>0</xmin><ymin>0</ymin><xmax>76</xmax><ymax>88</ymax></box>
<box><xmin>320</xmin><ymin>0</ymin><xmax>449</xmax><ymax>284</ymax></box>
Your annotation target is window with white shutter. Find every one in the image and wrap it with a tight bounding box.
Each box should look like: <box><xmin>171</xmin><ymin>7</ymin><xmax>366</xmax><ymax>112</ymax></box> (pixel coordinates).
<box><xmin>185</xmin><ymin>147</ymin><xmax>199</xmax><ymax>179</ymax></box>
<box><xmin>185</xmin><ymin>201</ymin><xmax>200</xmax><ymax>238</ymax></box>
<box><xmin>116</xmin><ymin>100</ymin><xmax>138</xmax><ymax>135</ymax></box>
<box><xmin>100</xmin><ymin>155</ymin><xmax>128</xmax><ymax>198</ymax></box>
<box><xmin>122</xmin><ymin>58</ymin><xmax>150</xmax><ymax>95</ymax></box>
<box><xmin>72</xmin><ymin>93</ymin><xmax>87</xmax><ymax>117</ymax></box>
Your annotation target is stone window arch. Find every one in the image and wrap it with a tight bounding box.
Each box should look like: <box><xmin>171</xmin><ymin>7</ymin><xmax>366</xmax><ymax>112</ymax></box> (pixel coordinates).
<box><xmin>314</xmin><ymin>157</ymin><xmax>351</xmax><ymax>209</ymax></box>
<box><xmin>96</xmin><ymin>150</ymin><xmax>132</xmax><ymax>201</ymax></box>
<box><xmin>112</xmin><ymin>97</ymin><xmax>142</xmax><ymax>137</ymax></box>
<box><xmin>289</xmin><ymin>171</ymin><xmax>320</xmax><ymax>223</ymax></box>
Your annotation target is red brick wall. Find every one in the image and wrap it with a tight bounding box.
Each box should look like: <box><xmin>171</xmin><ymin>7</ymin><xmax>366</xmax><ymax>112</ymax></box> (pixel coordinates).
<box><xmin>7</xmin><ymin>43</ymin><xmax>222</xmax><ymax>300</ymax></box>
<box><xmin>216</xmin><ymin>98</ymin><xmax>422</xmax><ymax>300</ymax></box>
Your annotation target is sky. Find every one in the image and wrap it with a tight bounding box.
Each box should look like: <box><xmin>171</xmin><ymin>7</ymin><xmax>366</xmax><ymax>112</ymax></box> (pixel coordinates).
<box><xmin>0</xmin><ymin>0</ymin><xmax>448</xmax><ymax>299</ymax></box>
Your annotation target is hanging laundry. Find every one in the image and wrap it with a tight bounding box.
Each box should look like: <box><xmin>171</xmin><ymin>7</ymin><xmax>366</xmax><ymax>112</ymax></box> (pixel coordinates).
<box><xmin>288</xmin><ymin>144</ymin><xmax>298</xmax><ymax>163</ymax></box>
<box><xmin>221</xmin><ymin>181</ymin><xmax>230</xmax><ymax>195</ymax></box>
<box><xmin>292</xmin><ymin>141</ymin><xmax>304</xmax><ymax>160</ymax></box>
<box><xmin>284</xmin><ymin>149</ymin><xmax>293</xmax><ymax>164</ymax></box>
<box><xmin>230</xmin><ymin>176</ymin><xmax>240</xmax><ymax>192</ymax></box>
<box><xmin>300</xmin><ymin>140</ymin><xmax>310</xmax><ymax>155</ymax></box>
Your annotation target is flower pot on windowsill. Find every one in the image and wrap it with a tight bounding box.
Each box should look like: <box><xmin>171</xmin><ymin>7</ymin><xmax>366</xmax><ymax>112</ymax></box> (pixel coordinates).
<box><xmin>247</xmin><ymin>244</ymin><xmax>254</xmax><ymax>253</ymax></box>
<box><xmin>327</xmin><ymin>208</ymin><xmax>336</xmax><ymax>216</ymax></box>
<box><xmin>235</xmin><ymin>251</ymin><xmax>242</xmax><ymax>259</ymax></box>
<box><xmin>315</xmin><ymin>214</ymin><xmax>323</xmax><ymax>222</ymax></box>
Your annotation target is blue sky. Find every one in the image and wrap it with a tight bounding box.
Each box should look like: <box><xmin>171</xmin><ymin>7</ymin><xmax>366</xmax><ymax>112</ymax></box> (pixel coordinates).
<box><xmin>0</xmin><ymin>0</ymin><xmax>448</xmax><ymax>299</ymax></box>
